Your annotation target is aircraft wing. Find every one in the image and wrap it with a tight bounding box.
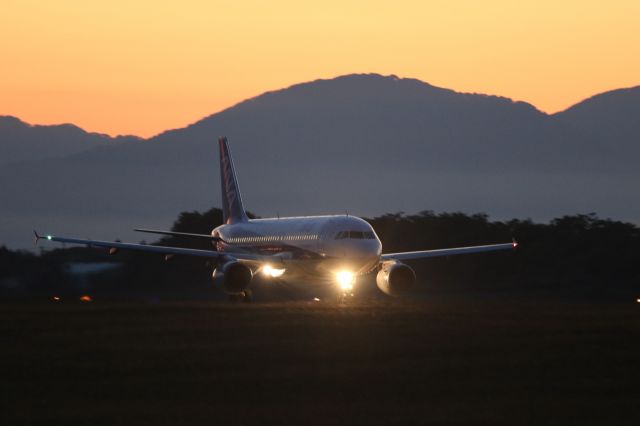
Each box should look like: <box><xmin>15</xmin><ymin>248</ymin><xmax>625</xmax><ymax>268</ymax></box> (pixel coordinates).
<box><xmin>34</xmin><ymin>232</ymin><xmax>264</xmax><ymax>262</ymax></box>
<box><xmin>381</xmin><ymin>241</ymin><xmax>517</xmax><ymax>261</ymax></box>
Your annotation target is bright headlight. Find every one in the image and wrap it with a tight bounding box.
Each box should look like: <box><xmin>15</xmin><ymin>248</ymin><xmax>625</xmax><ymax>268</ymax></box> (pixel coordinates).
<box><xmin>262</xmin><ymin>264</ymin><xmax>285</xmax><ymax>278</ymax></box>
<box><xmin>336</xmin><ymin>271</ymin><xmax>355</xmax><ymax>291</ymax></box>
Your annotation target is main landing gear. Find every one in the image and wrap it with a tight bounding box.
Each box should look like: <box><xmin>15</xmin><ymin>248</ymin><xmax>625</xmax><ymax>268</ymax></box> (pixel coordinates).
<box><xmin>227</xmin><ymin>289</ymin><xmax>253</xmax><ymax>303</ymax></box>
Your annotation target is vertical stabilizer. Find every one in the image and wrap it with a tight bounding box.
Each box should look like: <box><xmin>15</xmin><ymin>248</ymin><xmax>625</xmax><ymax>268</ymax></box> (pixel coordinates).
<box><xmin>219</xmin><ymin>137</ymin><xmax>249</xmax><ymax>224</ymax></box>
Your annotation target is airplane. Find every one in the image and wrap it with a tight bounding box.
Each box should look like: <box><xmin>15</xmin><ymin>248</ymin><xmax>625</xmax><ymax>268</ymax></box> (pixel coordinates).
<box><xmin>35</xmin><ymin>137</ymin><xmax>517</xmax><ymax>301</ymax></box>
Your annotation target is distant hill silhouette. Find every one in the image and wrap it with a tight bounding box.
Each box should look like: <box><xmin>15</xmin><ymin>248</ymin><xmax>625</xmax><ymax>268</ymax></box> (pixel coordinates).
<box><xmin>1</xmin><ymin>74</ymin><xmax>639</xmax><ymax>249</ymax></box>
<box><xmin>553</xmin><ymin>86</ymin><xmax>640</xmax><ymax>163</ymax></box>
<box><xmin>0</xmin><ymin>116</ymin><xmax>140</xmax><ymax>164</ymax></box>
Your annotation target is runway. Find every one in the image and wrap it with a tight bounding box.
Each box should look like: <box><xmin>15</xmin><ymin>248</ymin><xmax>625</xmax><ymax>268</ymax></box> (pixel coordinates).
<box><xmin>2</xmin><ymin>300</ymin><xmax>639</xmax><ymax>425</ymax></box>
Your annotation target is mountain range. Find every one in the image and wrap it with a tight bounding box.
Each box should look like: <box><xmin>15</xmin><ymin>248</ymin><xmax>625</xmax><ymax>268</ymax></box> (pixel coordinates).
<box><xmin>1</xmin><ymin>73</ymin><xmax>639</xmax><ymax>249</ymax></box>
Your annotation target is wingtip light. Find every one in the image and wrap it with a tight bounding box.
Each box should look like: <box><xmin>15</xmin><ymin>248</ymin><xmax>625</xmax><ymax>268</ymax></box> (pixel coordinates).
<box><xmin>33</xmin><ymin>231</ymin><xmax>52</xmax><ymax>245</ymax></box>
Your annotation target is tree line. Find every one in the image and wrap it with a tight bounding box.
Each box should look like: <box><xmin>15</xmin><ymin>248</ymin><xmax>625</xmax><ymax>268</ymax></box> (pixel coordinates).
<box><xmin>1</xmin><ymin>208</ymin><xmax>638</xmax><ymax>301</ymax></box>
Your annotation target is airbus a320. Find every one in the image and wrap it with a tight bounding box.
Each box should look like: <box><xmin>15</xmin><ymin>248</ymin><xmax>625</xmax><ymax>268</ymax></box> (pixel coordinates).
<box><xmin>36</xmin><ymin>137</ymin><xmax>517</xmax><ymax>301</ymax></box>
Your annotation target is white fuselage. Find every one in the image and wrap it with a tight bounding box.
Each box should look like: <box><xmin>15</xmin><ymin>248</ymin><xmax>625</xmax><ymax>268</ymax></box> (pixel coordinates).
<box><xmin>212</xmin><ymin>215</ymin><xmax>382</xmax><ymax>286</ymax></box>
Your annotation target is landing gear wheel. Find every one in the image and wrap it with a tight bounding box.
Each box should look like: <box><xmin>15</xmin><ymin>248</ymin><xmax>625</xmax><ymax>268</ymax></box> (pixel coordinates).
<box><xmin>242</xmin><ymin>289</ymin><xmax>253</xmax><ymax>303</ymax></box>
<box><xmin>337</xmin><ymin>291</ymin><xmax>355</xmax><ymax>305</ymax></box>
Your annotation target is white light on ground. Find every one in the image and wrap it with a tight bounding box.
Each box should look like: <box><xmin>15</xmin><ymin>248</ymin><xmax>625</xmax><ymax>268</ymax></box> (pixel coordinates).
<box><xmin>262</xmin><ymin>264</ymin><xmax>285</xmax><ymax>278</ymax></box>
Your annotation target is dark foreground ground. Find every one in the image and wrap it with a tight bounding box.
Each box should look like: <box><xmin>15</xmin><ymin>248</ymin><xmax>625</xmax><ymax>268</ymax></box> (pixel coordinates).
<box><xmin>2</xmin><ymin>299</ymin><xmax>640</xmax><ymax>425</ymax></box>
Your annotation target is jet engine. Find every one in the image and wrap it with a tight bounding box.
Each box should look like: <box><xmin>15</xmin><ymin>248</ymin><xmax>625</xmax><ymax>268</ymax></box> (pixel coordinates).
<box><xmin>376</xmin><ymin>261</ymin><xmax>416</xmax><ymax>296</ymax></box>
<box><xmin>212</xmin><ymin>261</ymin><xmax>253</xmax><ymax>295</ymax></box>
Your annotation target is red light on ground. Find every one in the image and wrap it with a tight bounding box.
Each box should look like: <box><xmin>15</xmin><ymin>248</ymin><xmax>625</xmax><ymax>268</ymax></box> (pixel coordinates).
<box><xmin>79</xmin><ymin>295</ymin><xmax>93</xmax><ymax>303</ymax></box>
<box><xmin>52</xmin><ymin>296</ymin><xmax>61</xmax><ymax>302</ymax></box>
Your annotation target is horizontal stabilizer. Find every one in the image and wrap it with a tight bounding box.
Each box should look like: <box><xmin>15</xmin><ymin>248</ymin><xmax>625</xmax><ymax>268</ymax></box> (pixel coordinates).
<box><xmin>134</xmin><ymin>228</ymin><xmax>226</xmax><ymax>242</ymax></box>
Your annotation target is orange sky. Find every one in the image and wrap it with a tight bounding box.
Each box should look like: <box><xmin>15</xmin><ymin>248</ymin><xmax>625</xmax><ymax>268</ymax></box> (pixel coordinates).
<box><xmin>1</xmin><ymin>0</ymin><xmax>639</xmax><ymax>137</ymax></box>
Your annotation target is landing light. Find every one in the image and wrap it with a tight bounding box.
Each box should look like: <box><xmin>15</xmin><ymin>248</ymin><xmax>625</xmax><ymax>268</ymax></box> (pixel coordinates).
<box><xmin>336</xmin><ymin>271</ymin><xmax>355</xmax><ymax>291</ymax></box>
<box><xmin>262</xmin><ymin>264</ymin><xmax>285</xmax><ymax>278</ymax></box>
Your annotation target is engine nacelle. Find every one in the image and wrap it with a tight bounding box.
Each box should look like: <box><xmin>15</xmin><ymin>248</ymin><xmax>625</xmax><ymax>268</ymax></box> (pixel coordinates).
<box><xmin>376</xmin><ymin>261</ymin><xmax>416</xmax><ymax>296</ymax></box>
<box><xmin>212</xmin><ymin>261</ymin><xmax>253</xmax><ymax>295</ymax></box>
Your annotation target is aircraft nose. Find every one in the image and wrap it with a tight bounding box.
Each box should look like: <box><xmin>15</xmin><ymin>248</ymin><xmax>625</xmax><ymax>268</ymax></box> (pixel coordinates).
<box><xmin>347</xmin><ymin>240</ymin><xmax>381</xmax><ymax>259</ymax></box>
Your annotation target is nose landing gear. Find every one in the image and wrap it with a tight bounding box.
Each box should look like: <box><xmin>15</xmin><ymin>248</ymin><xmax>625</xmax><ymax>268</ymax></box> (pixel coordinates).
<box><xmin>337</xmin><ymin>288</ymin><xmax>355</xmax><ymax>304</ymax></box>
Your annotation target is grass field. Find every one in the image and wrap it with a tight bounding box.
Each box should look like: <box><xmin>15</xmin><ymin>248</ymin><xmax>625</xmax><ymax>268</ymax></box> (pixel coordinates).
<box><xmin>2</xmin><ymin>299</ymin><xmax>640</xmax><ymax>425</ymax></box>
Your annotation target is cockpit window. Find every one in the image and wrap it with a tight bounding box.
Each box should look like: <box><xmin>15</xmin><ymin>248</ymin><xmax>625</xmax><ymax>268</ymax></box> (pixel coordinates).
<box><xmin>335</xmin><ymin>230</ymin><xmax>376</xmax><ymax>239</ymax></box>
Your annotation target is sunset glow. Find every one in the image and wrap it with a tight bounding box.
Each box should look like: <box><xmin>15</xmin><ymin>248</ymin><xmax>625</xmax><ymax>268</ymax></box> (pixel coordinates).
<box><xmin>1</xmin><ymin>0</ymin><xmax>639</xmax><ymax>137</ymax></box>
